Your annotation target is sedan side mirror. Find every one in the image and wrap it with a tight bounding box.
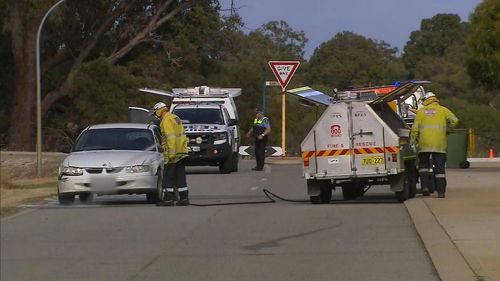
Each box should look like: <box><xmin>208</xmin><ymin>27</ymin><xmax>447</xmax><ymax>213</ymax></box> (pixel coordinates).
<box><xmin>60</xmin><ymin>144</ymin><xmax>72</xmax><ymax>153</ymax></box>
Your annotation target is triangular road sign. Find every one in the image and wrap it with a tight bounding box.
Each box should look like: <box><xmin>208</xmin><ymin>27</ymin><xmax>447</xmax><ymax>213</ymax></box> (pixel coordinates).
<box><xmin>268</xmin><ymin>61</ymin><xmax>300</xmax><ymax>91</ymax></box>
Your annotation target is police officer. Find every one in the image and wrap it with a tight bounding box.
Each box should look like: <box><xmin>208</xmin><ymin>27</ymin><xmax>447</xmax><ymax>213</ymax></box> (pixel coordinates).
<box><xmin>152</xmin><ymin>102</ymin><xmax>190</xmax><ymax>206</ymax></box>
<box><xmin>410</xmin><ymin>92</ymin><xmax>459</xmax><ymax>198</ymax></box>
<box><xmin>246</xmin><ymin>108</ymin><xmax>271</xmax><ymax>171</ymax></box>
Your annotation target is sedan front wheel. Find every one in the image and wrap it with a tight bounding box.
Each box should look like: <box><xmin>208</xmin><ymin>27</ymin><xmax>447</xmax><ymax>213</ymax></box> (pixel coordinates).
<box><xmin>58</xmin><ymin>190</ymin><xmax>75</xmax><ymax>205</ymax></box>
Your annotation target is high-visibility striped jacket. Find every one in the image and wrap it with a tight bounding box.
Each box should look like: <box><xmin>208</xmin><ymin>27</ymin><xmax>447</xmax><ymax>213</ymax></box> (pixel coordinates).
<box><xmin>252</xmin><ymin>116</ymin><xmax>270</xmax><ymax>136</ymax></box>
<box><xmin>410</xmin><ymin>98</ymin><xmax>459</xmax><ymax>153</ymax></box>
<box><xmin>160</xmin><ymin>112</ymin><xmax>188</xmax><ymax>163</ymax></box>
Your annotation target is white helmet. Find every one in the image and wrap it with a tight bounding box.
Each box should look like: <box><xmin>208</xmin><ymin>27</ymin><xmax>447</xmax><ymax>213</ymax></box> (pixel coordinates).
<box><xmin>152</xmin><ymin>102</ymin><xmax>167</xmax><ymax>111</ymax></box>
<box><xmin>423</xmin><ymin>92</ymin><xmax>436</xmax><ymax>100</ymax></box>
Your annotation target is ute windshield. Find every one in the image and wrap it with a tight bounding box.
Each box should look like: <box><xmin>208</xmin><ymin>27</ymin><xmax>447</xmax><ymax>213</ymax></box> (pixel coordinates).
<box><xmin>173</xmin><ymin>108</ymin><xmax>224</xmax><ymax>125</ymax></box>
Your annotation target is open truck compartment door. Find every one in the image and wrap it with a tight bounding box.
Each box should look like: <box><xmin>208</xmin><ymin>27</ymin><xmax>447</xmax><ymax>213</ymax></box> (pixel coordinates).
<box><xmin>286</xmin><ymin>86</ymin><xmax>332</xmax><ymax>106</ymax></box>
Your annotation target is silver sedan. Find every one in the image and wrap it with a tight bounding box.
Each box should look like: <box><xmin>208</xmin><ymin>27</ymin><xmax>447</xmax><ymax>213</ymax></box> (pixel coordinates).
<box><xmin>57</xmin><ymin>123</ymin><xmax>164</xmax><ymax>204</ymax></box>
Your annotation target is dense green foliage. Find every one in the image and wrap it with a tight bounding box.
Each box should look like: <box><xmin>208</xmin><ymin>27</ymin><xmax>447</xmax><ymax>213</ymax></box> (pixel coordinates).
<box><xmin>1</xmin><ymin>0</ymin><xmax>498</xmax><ymax>155</ymax></box>
<box><xmin>403</xmin><ymin>14</ymin><xmax>470</xmax><ymax>100</ymax></box>
<box><xmin>467</xmin><ymin>0</ymin><xmax>500</xmax><ymax>90</ymax></box>
<box><xmin>309</xmin><ymin>31</ymin><xmax>407</xmax><ymax>90</ymax></box>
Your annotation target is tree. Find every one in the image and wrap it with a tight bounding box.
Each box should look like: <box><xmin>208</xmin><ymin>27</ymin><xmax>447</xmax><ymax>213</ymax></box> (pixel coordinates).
<box><xmin>467</xmin><ymin>0</ymin><xmax>500</xmax><ymax>90</ymax></box>
<box><xmin>6</xmin><ymin>0</ymin><xmax>196</xmax><ymax>150</ymax></box>
<box><xmin>0</xmin><ymin>0</ymin><xmax>12</xmax><ymax>147</ymax></box>
<box><xmin>43</xmin><ymin>0</ymin><xmax>225</xmax><ymax>149</ymax></box>
<box><xmin>402</xmin><ymin>14</ymin><xmax>471</xmax><ymax>100</ymax></box>
<box><xmin>308</xmin><ymin>31</ymin><xmax>407</xmax><ymax>90</ymax></box>
<box><xmin>403</xmin><ymin>14</ymin><xmax>469</xmax><ymax>78</ymax></box>
<box><xmin>255</xmin><ymin>20</ymin><xmax>307</xmax><ymax>59</ymax></box>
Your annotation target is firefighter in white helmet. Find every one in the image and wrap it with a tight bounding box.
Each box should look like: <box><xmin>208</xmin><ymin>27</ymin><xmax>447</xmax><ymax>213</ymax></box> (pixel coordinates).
<box><xmin>410</xmin><ymin>92</ymin><xmax>459</xmax><ymax>198</ymax></box>
<box><xmin>152</xmin><ymin>102</ymin><xmax>189</xmax><ymax>206</ymax></box>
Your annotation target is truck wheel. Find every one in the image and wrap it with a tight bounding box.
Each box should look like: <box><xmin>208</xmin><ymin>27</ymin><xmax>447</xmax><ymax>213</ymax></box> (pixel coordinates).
<box><xmin>318</xmin><ymin>180</ymin><xmax>332</xmax><ymax>204</ymax></box>
<box><xmin>232</xmin><ymin>152</ymin><xmax>239</xmax><ymax>172</ymax></box>
<box><xmin>319</xmin><ymin>186</ymin><xmax>332</xmax><ymax>204</ymax></box>
<box><xmin>341</xmin><ymin>183</ymin><xmax>361</xmax><ymax>200</ymax></box>
<box><xmin>354</xmin><ymin>182</ymin><xmax>366</xmax><ymax>197</ymax></box>
<box><xmin>394</xmin><ymin>175</ymin><xmax>410</xmax><ymax>202</ymax></box>
<box><xmin>310</xmin><ymin>196</ymin><xmax>321</xmax><ymax>204</ymax></box>
<box><xmin>219</xmin><ymin>156</ymin><xmax>233</xmax><ymax>174</ymax></box>
<box><xmin>58</xmin><ymin>190</ymin><xmax>75</xmax><ymax>205</ymax></box>
<box><xmin>405</xmin><ymin>161</ymin><xmax>417</xmax><ymax>198</ymax></box>
<box><xmin>308</xmin><ymin>179</ymin><xmax>331</xmax><ymax>204</ymax></box>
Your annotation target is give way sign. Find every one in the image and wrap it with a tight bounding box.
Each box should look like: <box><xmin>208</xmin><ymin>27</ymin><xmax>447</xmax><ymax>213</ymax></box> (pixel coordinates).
<box><xmin>268</xmin><ymin>61</ymin><xmax>300</xmax><ymax>91</ymax></box>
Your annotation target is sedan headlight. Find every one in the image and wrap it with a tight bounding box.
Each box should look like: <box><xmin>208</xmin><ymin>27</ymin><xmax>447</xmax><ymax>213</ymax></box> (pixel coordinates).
<box><xmin>61</xmin><ymin>166</ymin><xmax>84</xmax><ymax>176</ymax></box>
<box><xmin>125</xmin><ymin>165</ymin><xmax>151</xmax><ymax>173</ymax></box>
<box><xmin>213</xmin><ymin>133</ymin><xmax>227</xmax><ymax>145</ymax></box>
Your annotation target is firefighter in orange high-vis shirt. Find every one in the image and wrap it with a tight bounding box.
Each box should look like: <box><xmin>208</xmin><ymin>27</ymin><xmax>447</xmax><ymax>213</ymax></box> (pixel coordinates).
<box><xmin>152</xmin><ymin>102</ymin><xmax>189</xmax><ymax>206</ymax></box>
<box><xmin>410</xmin><ymin>92</ymin><xmax>459</xmax><ymax>198</ymax></box>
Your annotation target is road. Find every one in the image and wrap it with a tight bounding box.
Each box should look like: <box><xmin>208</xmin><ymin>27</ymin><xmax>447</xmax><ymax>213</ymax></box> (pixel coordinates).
<box><xmin>1</xmin><ymin>160</ymin><xmax>439</xmax><ymax>281</ymax></box>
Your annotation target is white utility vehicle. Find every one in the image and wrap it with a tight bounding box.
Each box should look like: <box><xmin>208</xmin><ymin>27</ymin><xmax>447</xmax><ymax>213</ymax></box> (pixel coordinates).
<box><xmin>288</xmin><ymin>82</ymin><xmax>427</xmax><ymax>204</ymax></box>
<box><xmin>132</xmin><ymin>86</ymin><xmax>241</xmax><ymax>173</ymax></box>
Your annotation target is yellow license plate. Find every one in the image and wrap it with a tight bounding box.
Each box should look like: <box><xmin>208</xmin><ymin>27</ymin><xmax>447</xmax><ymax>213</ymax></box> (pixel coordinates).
<box><xmin>361</xmin><ymin>156</ymin><xmax>384</xmax><ymax>165</ymax></box>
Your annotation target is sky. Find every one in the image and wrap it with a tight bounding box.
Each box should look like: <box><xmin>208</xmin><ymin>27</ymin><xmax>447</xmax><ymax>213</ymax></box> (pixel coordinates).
<box><xmin>219</xmin><ymin>0</ymin><xmax>483</xmax><ymax>58</ymax></box>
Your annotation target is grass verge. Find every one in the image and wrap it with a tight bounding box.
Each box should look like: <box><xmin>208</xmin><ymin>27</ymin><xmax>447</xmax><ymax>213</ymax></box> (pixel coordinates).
<box><xmin>1</xmin><ymin>178</ymin><xmax>58</xmax><ymax>218</ymax></box>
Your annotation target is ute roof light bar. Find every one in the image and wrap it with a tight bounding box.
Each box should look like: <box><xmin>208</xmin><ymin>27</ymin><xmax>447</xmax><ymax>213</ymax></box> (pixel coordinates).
<box><xmin>138</xmin><ymin>86</ymin><xmax>241</xmax><ymax>99</ymax></box>
<box><xmin>172</xmin><ymin>86</ymin><xmax>241</xmax><ymax>98</ymax></box>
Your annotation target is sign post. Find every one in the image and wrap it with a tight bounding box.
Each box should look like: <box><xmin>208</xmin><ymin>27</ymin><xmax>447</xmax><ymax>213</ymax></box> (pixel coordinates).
<box><xmin>268</xmin><ymin>61</ymin><xmax>300</xmax><ymax>157</ymax></box>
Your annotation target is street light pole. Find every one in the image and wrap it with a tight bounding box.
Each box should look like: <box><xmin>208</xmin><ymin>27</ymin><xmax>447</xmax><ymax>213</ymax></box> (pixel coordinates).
<box><xmin>36</xmin><ymin>0</ymin><xmax>66</xmax><ymax>176</ymax></box>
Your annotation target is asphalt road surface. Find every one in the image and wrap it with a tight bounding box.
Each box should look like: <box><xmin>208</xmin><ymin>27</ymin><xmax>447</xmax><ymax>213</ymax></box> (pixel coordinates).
<box><xmin>1</xmin><ymin>160</ymin><xmax>439</xmax><ymax>281</ymax></box>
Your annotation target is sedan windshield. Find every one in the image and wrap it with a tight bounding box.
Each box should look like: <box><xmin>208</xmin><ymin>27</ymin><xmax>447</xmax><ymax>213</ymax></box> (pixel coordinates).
<box><xmin>173</xmin><ymin>108</ymin><xmax>223</xmax><ymax>125</ymax></box>
<box><xmin>73</xmin><ymin>128</ymin><xmax>155</xmax><ymax>152</ymax></box>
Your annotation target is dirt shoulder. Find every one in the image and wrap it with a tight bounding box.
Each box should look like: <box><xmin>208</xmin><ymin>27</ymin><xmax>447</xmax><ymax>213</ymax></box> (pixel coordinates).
<box><xmin>0</xmin><ymin>152</ymin><xmax>65</xmax><ymax>218</ymax></box>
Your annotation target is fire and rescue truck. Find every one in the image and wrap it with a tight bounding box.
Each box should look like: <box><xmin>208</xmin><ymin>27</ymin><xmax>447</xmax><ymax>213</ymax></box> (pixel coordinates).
<box><xmin>287</xmin><ymin>82</ymin><xmax>428</xmax><ymax>204</ymax></box>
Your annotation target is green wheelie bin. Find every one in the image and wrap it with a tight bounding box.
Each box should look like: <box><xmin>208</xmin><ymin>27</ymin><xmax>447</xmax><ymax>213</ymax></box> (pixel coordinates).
<box><xmin>446</xmin><ymin>128</ymin><xmax>470</xmax><ymax>168</ymax></box>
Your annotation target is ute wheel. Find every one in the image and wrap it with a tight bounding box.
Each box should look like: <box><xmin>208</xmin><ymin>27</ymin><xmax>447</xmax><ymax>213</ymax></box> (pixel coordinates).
<box><xmin>58</xmin><ymin>190</ymin><xmax>75</xmax><ymax>205</ymax></box>
<box><xmin>232</xmin><ymin>152</ymin><xmax>239</xmax><ymax>172</ymax></box>
<box><xmin>219</xmin><ymin>155</ymin><xmax>233</xmax><ymax>174</ymax></box>
<box><xmin>79</xmin><ymin>193</ymin><xmax>93</xmax><ymax>204</ymax></box>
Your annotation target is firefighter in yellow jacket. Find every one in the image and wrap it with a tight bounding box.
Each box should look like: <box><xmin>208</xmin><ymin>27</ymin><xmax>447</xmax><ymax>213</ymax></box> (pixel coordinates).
<box><xmin>410</xmin><ymin>92</ymin><xmax>459</xmax><ymax>198</ymax></box>
<box><xmin>152</xmin><ymin>102</ymin><xmax>189</xmax><ymax>206</ymax></box>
